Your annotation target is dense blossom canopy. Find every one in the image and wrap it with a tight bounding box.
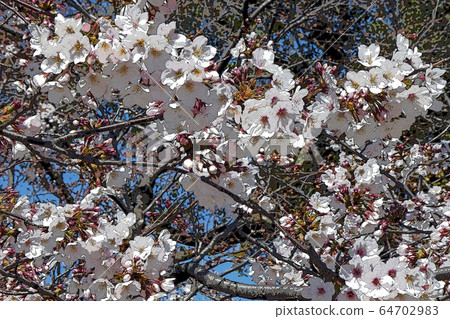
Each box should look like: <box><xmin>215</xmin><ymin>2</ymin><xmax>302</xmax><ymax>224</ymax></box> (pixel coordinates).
<box><xmin>0</xmin><ymin>0</ymin><xmax>448</xmax><ymax>301</ymax></box>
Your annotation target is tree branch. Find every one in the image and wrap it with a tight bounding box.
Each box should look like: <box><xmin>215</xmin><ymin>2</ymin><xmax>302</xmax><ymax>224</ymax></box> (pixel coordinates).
<box><xmin>66</xmin><ymin>0</ymin><xmax>96</xmax><ymax>21</ymax></box>
<box><xmin>0</xmin><ymin>116</ymin><xmax>168</xmax><ymax>168</ymax></box>
<box><xmin>274</xmin><ymin>0</ymin><xmax>345</xmax><ymax>43</ymax></box>
<box><xmin>217</xmin><ymin>0</ymin><xmax>274</xmax><ymax>74</ymax></box>
<box><xmin>10</xmin><ymin>0</ymin><xmax>56</xmax><ymax>17</ymax></box>
<box><xmin>0</xmin><ymin>209</ymin><xmax>47</xmax><ymax>228</ymax></box>
<box><xmin>54</xmin><ymin>114</ymin><xmax>163</xmax><ymax>144</ymax></box>
<box><xmin>435</xmin><ymin>267</ymin><xmax>450</xmax><ymax>281</ymax></box>
<box><xmin>237</xmin><ymin>227</ymin><xmax>318</xmax><ymax>277</ymax></box>
<box><xmin>0</xmin><ymin>21</ymin><xmax>25</xmax><ymax>37</ymax></box>
<box><xmin>0</xmin><ymin>289</ymin><xmax>31</xmax><ymax>296</ymax></box>
<box><xmin>169</xmin><ymin>167</ymin><xmax>341</xmax><ymax>282</ymax></box>
<box><xmin>0</xmin><ymin>0</ymin><xmax>29</xmax><ymax>25</ymax></box>
<box><xmin>0</xmin><ymin>268</ymin><xmax>62</xmax><ymax>300</ymax></box>
<box><xmin>174</xmin><ymin>262</ymin><xmax>307</xmax><ymax>300</ymax></box>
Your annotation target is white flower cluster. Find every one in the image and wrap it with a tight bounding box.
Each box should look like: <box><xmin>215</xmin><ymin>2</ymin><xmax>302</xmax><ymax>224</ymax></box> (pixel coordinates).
<box><xmin>329</xmin><ymin>35</ymin><xmax>446</xmax><ymax>148</ymax></box>
<box><xmin>3</xmin><ymin>188</ymin><xmax>176</xmax><ymax>300</ymax></box>
<box><xmin>252</xmin><ymin>142</ymin><xmax>450</xmax><ymax>300</ymax></box>
<box><xmin>2</xmin><ymin>0</ymin><xmax>448</xmax><ymax>301</ymax></box>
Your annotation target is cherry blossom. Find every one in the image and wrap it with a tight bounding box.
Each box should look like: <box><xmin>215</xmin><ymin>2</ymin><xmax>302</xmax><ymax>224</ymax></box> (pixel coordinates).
<box><xmin>0</xmin><ymin>0</ymin><xmax>447</xmax><ymax>303</ymax></box>
<box><xmin>301</xmin><ymin>277</ymin><xmax>335</xmax><ymax>301</ymax></box>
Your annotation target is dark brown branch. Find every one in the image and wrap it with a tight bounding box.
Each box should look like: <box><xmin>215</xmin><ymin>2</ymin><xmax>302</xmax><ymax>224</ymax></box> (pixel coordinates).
<box><xmin>274</xmin><ymin>0</ymin><xmax>346</xmax><ymax>43</ymax></box>
<box><xmin>66</xmin><ymin>0</ymin><xmax>96</xmax><ymax>21</ymax></box>
<box><xmin>237</xmin><ymin>227</ymin><xmax>318</xmax><ymax>277</ymax></box>
<box><xmin>0</xmin><ymin>268</ymin><xmax>62</xmax><ymax>300</ymax></box>
<box><xmin>217</xmin><ymin>0</ymin><xmax>275</xmax><ymax>74</ymax></box>
<box><xmin>0</xmin><ymin>209</ymin><xmax>47</xmax><ymax>228</ymax></box>
<box><xmin>38</xmin><ymin>161</ymin><xmax>75</xmax><ymax>203</ymax></box>
<box><xmin>107</xmin><ymin>194</ymin><xmax>130</xmax><ymax>214</ymax></box>
<box><xmin>175</xmin><ymin>262</ymin><xmax>307</xmax><ymax>300</ymax></box>
<box><xmin>54</xmin><ymin>114</ymin><xmax>163</xmax><ymax>144</ymax></box>
<box><xmin>10</xmin><ymin>0</ymin><xmax>56</xmax><ymax>17</ymax></box>
<box><xmin>435</xmin><ymin>267</ymin><xmax>450</xmax><ymax>281</ymax></box>
<box><xmin>0</xmin><ymin>21</ymin><xmax>25</xmax><ymax>37</ymax></box>
<box><xmin>193</xmin><ymin>215</ymin><xmax>243</xmax><ymax>263</ymax></box>
<box><xmin>242</xmin><ymin>0</ymin><xmax>250</xmax><ymax>28</ymax></box>
<box><xmin>168</xmin><ymin>167</ymin><xmax>341</xmax><ymax>282</ymax></box>
<box><xmin>0</xmin><ymin>116</ymin><xmax>167</xmax><ymax>168</ymax></box>
<box><xmin>0</xmin><ymin>289</ymin><xmax>31</xmax><ymax>296</ymax></box>
<box><xmin>141</xmin><ymin>196</ymin><xmax>194</xmax><ymax>237</ymax></box>
<box><xmin>0</xmin><ymin>0</ymin><xmax>29</xmax><ymax>25</ymax></box>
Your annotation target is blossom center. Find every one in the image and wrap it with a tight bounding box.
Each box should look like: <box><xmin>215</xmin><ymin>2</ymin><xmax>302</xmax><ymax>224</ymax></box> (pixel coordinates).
<box><xmin>136</xmin><ymin>39</ymin><xmax>145</xmax><ymax>48</ymax></box>
<box><xmin>356</xmin><ymin>248</ymin><xmax>366</xmax><ymax>257</ymax></box>
<box><xmin>407</xmin><ymin>93</ymin><xmax>417</xmax><ymax>102</ymax></box>
<box><xmin>151</xmin><ymin>47</ymin><xmax>162</xmax><ymax>56</ymax></box>
<box><xmin>74</xmin><ymin>41</ymin><xmax>85</xmax><ymax>53</ymax></box>
<box><xmin>277</xmin><ymin>107</ymin><xmax>287</xmax><ymax>118</ymax></box>
<box><xmin>174</xmin><ymin>70</ymin><xmax>184</xmax><ymax>79</ymax></box>
<box><xmin>352</xmin><ymin>267</ymin><xmax>362</xmax><ymax>278</ymax></box>
<box><xmin>193</xmin><ymin>48</ymin><xmax>203</xmax><ymax>57</ymax></box>
<box><xmin>388</xmin><ymin>269</ymin><xmax>397</xmax><ymax>278</ymax></box>
<box><xmin>101</xmin><ymin>42</ymin><xmax>110</xmax><ymax>51</ymax></box>
<box><xmin>371</xmin><ymin>277</ymin><xmax>381</xmax><ymax>287</ymax></box>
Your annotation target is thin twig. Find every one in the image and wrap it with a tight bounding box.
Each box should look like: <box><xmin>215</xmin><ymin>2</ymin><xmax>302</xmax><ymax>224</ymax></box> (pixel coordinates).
<box><xmin>0</xmin><ymin>268</ymin><xmax>62</xmax><ymax>300</ymax></box>
<box><xmin>322</xmin><ymin>131</ymin><xmax>415</xmax><ymax>199</ymax></box>
<box><xmin>0</xmin><ymin>209</ymin><xmax>47</xmax><ymax>228</ymax></box>
<box><xmin>66</xmin><ymin>0</ymin><xmax>96</xmax><ymax>21</ymax></box>
<box><xmin>10</xmin><ymin>0</ymin><xmax>56</xmax><ymax>17</ymax></box>
<box><xmin>0</xmin><ymin>0</ymin><xmax>29</xmax><ymax>25</ymax></box>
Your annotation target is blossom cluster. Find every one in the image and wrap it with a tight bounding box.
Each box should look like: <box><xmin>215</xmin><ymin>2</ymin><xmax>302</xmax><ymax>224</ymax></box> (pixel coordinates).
<box><xmin>252</xmin><ymin>141</ymin><xmax>449</xmax><ymax>300</ymax></box>
<box><xmin>0</xmin><ymin>0</ymin><xmax>448</xmax><ymax>301</ymax></box>
<box><xmin>1</xmin><ymin>187</ymin><xmax>176</xmax><ymax>300</ymax></box>
<box><xmin>0</xmin><ymin>188</ymin><xmax>176</xmax><ymax>300</ymax></box>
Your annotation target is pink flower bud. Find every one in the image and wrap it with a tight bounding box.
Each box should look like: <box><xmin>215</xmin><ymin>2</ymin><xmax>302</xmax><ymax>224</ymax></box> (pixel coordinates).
<box><xmin>81</xmin><ymin>22</ymin><xmax>90</xmax><ymax>33</ymax></box>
